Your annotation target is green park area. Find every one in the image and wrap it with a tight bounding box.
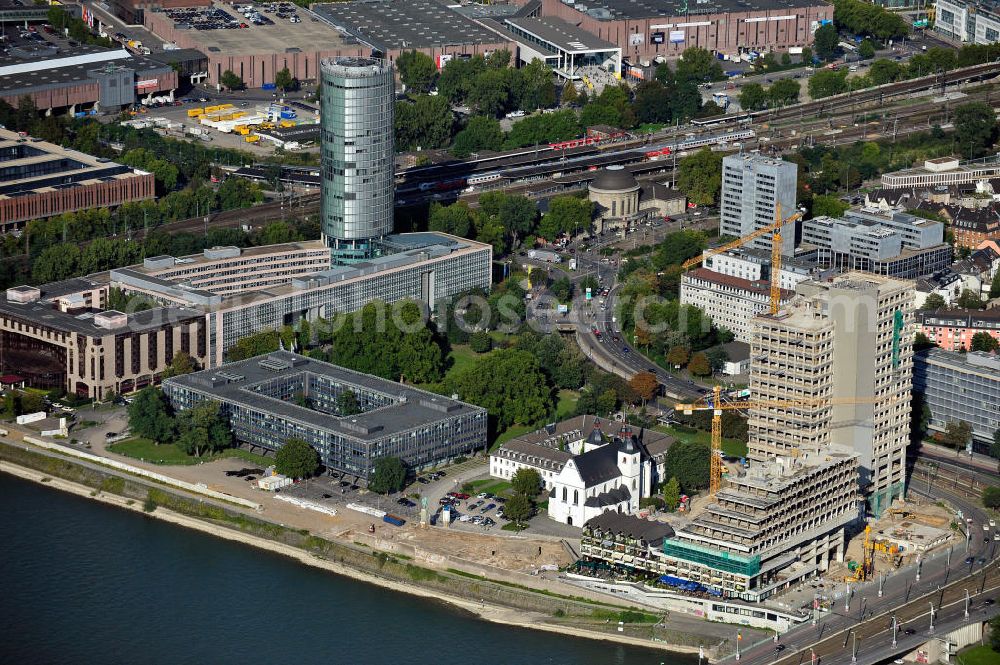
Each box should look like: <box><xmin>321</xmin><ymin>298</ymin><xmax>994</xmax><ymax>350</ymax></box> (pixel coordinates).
<box><xmin>108</xmin><ymin>437</ymin><xmax>270</xmax><ymax>467</ymax></box>
<box><xmin>657</xmin><ymin>424</ymin><xmax>748</xmax><ymax>459</ymax></box>
<box><xmin>958</xmin><ymin>644</ymin><xmax>1000</xmax><ymax>665</ymax></box>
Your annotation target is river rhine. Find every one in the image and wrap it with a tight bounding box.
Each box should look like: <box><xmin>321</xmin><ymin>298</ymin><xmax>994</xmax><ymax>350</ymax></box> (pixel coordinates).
<box><xmin>1</xmin><ymin>474</ymin><xmax>695</xmax><ymax>665</ymax></box>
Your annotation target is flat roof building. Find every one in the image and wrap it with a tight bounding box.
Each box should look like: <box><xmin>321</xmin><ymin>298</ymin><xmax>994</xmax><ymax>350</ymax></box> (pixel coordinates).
<box><xmin>163</xmin><ymin>351</ymin><xmax>488</xmax><ymax>477</ymax></box>
<box><xmin>0</xmin><ymin>232</ymin><xmax>491</xmax><ymax>399</ymax></box>
<box><xmin>0</xmin><ymin>128</ymin><xmax>155</xmax><ymax>230</ymax></box>
<box><xmin>534</xmin><ymin>0</ymin><xmax>832</xmax><ymax>63</ymax></box>
<box><xmin>0</xmin><ymin>43</ymin><xmax>178</xmax><ymax>113</ymax></box>
<box><xmin>881</xmin><ymin>156</ymin><xmax>1000</xmax><ymax>189</ymax></box>
<box><xmin>750</xmin><ymin>273</ymin><xmax>914</xmax><ymax>517</ymax></box>
<box><xmin>913</xmin><ymin>349</ymin><xmax>1000</xmax><ymax>449</ymax></box>
<box><xmin>679</xmin><ymin>267</ymin><xmax>793</xmax><ymax>343</ymax></box>
<box><xmin>720</xmin><ymin>153</ymin><xmax>799</xmax><ymax>256</ymax></box>
<box><xmin>502</xmin><ymin>16</ymin><xmax>622</xmax><ymax>78</ymax></box>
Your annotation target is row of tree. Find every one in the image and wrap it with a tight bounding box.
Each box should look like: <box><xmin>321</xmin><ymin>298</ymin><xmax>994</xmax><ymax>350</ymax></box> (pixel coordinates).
<box><xmin>737</xmin><ymin>79</ymin><xmax>801</xmax><ymax>111</ymax></box>
<box><xmin>427</xmin><ymin>192</ymin><xmax>591</xmax><ymax>255</ymax></box>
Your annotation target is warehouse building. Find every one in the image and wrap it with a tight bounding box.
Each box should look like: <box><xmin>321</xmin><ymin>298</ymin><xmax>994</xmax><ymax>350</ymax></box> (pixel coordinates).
<box><xmin>0</xmin><ymin>43</ymin><xmax>178</xmax><ymax>114</ymax></box>
<box><xmin>534</xmin><ymin>0</ymin><xmax>832</xmax><ymax>63</ymax></box>
<box><xmin>749</xmin><ymin>273</ymin><xmax>914</xmax><ymax>517</ymax></box>
<box><xmin>0</xmin><ymin>127</ymin><xmax>155</xmax><ymax>230</ymax></box>
<box><xmin>163</xmin><ymin>351</ymin><xmax>488</xmax><ymax>477</ymax></box>
<box><xmin>913</xmin><ymin>349</ymin><xmax>1000</xmax><ymax>450</ymax></box>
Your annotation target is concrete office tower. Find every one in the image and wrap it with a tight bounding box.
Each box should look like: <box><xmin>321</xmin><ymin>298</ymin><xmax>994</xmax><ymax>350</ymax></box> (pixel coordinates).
<box><xmin>748</xmin><ymin>272</ymin><xmax>915</xmax><ymax>517</ymax></box>
<box><xmin>720</xmin><ymin>153</ymin><xmax>798</xmax><ymax>256</ymax></box>
<box><xmin>320</xmin><ymin>57</ymin><xmax>395</xmax><ymax>262</ymax></box>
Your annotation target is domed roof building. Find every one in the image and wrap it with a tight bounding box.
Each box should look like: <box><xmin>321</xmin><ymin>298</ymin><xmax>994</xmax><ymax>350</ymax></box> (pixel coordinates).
<box><xmin>588</xmin><ymin>165</ymin><xmax>640</xmax><ymax>234</ymax></box>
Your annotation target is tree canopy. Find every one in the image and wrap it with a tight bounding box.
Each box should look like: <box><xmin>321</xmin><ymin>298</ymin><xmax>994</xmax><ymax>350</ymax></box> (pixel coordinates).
<box><xmin>396</xmin><ymin>50</ymin><xmax>438</xmax><ymax>94</ymax></box>
<box><xmin>275</xmin><ymin>438</ymin><xmax>321</xmax><ymax>478</ymax></box>
<box><xmin>452</xmin><ymin>348</ymin><xmax>553</xmax><ymax>430</ymax></box>
<box><xmin>954</xmin><ymin>102</ymin><xmax>999</xmax><ymax>159</ymax></box>
<box><xmin>128</xmin><ymin>387</ymin><xmax>175</xmax><ymax>443</ymax></box>
<box><xmin>677</xmin><ymin>149</ymin><xmax>723</xmax><ymax>205</ymax></box>
<box><xmin>369</xmin><ymin>456</ymin><xmax>408</xmax><ymax>494</ymax></box>
<box><xmin>663</xmin><ymin>440</ymin><xmax>711</xmax><ymax>493</ymax></box>
<box><xmin>511</xmin><ymin>467</ymin><xmax>542</xmax><ymax>496</ymax></box>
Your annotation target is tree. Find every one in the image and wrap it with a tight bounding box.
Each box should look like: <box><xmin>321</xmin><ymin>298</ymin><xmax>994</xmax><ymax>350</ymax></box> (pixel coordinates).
<box><xmin>801</xmin><ymin>47</ymin><xmax>814</xmax><ymax>64</ymax></box>
<box><xmin>394</xmin><ymin>95</ymin><xmax>456</xmax><ymax>151</ymax></box>
<box><xmin>674</xmin><ymin>47</ymin><xmax>724</xmax><ymax>84</ymax></box>
<box><xmin>808</xmin><ymin>69</ymin><xmax>849</xmax><ymax>99</ymax></box>
<box><xmin>914</xmin><ymin>331</ymin><xmax>936</xmax><ymax>351</ymax></box>
<box><xmin>954</xmin><ymin>102</ymin><xmax>999</xmax><ymax>159</ymax></box>
<box><xmin>677</xmin><ymin>148</ymin><xmax>723</xmax><ymax>205</ymax></box>
<box><xmin>941</xmin><ymin>420</ymin><xmax>973</xmax><ymax>452</ymax></box>
<box><xmin>663</xmin><ymin>440</ymin><xmax>711</xmax><ymax>493</ymax></box>
<box><xmin>369</xmin><ymin>456</ymin><xmax>408</xmax><ymax>494</ymax></box>
<box><xmin>920</xmin><ymin>293</ymin><xmax>947</xmax><ymax>311</ymax></box>
<box><xmin>551</xmin><ymin>276</ymin><xmax>572</xmax><ymax>302</ymax></box>
<box><xmin>971</xmin><ymin>331</ymin><xmax>1000</xmax><ymax>353</ymax></box>
<box><xmin>274</xmin><ymin>67</ymin><xmax>297</xmax><ymax>92</ymax></box>
<box><xmin>469</xmin><ymin>330</ymin><xmax>493</xmax><ymax>353</ymax></box>
<box><xmin>274</xmin><ymin>438</ymin><xmax>320</xmax><ymax>479</ymax></box>
<box><xmin>127</xmin><ymin>387</ymin><xmax>175</xmax><ymax>443</ymax></box>
<box><xmin>227</xmin><ymin>329</ymin><xmax>280</xmax><ymax>361</ymax></box>
<box><xmin>561</xmin><ymin>82</ymin><xmax>579</xmax><ymax>106</ymax></box>
<box><xmin>628</xmin><ymin>372</ymin><xmax>659</xmax><ymax>403</ymax></box>
<box><xmin>811</xmin><ymin>194</ymin><xmax>849</xmax><ymax>218</ymax></box>
<box><xmin>504</xmin><ymin>492</ymin><xmax>534</xmax><ymax>526</ymax></box>
<box><xmin>452</xmin><ymin>116</ymin><xmax>504</xmax><ymax>158</ymax></box>
<box><xmin>739</xmin><ymin>83</ymin><xmax>768</xmax><ymax>111</ymax></box>
<box><xmin>538</xmin><ymin>196</ymin><xmax>592</xmax><ymax>240</ymax></box>
<box><xmin>768</xmin><ymin>78</ymin><xmax>801</xmax><ymax>107</ymax></box>
<box><xmin>957</xmin><ymin>289</ymin><xmax>984</xmax><ymax>309</ymax></box>
<box><xmin>687</xmin><ymin>351</ymin><xmax>712</xmax><ymax>377</ymax></box>
<box><xmin>220</xmin><ymin>70</ymin><xmax>244</xmax><ymax>91</ymax></box>
<box><xmin>989</xmin><ymin>615</ymin><xmax>1000</xmax><ymax>652</ymax></box>
<box><xmin>162</xmin><ymin>351</ymin><xmax>197</xmax><ymax>378</ymax></box>
<box><xmin>858</xmin><ymin>39</ymin><xmax>876</xmax><ymax>59</ymax></box>
<box><xmin>868</xmin><ymin>59</ymin><xmax>903</xmax><ymax>86</ymax></box>
<box><xmin>337</xmin><ymin>390</ymin><xmax>361</xmax><ymax>416</ymax></box>
<box><xmin>453</xmin><ymin>349</ymin><xmax>553</xmax><ymax>430</ymax></box>
<box><xmin>512</xmin><ymin>467</ymin><xmax>542</xmax><ymax>496</ymax></box>
<box><xmin>666</xmin><ymin>346</ymin><xmax>690</xmax><ymax>367</ymax></box>
<box><xmin>634</xmin><ymin>80</ymin><xmax>673</xmax><ymax>123</ymax></box>
<box><xmin>813</xmin><ymin>23</ymin><xmax>839</xmax><ymax>62</ymax></box>
<box><xmin>991</xmin><ymin>270</ymin><xmax>1000</xmax><ymax>299</ymax></box>
<box><xmin>662</xmin><ymin>476</ymin><xmax>681</xmax><ymax>511</ymax></box>
<box><xmin>983</xmin><ymin>486</ymin><xmax>1000</xmax><ymax>510</ymax></box>
<box><xmin>396</xmin><ymin>50</ymin><xmax>438</xmax><ymax>94</ymax></box>
<box><xmin>992</xmin><ymin>428</ymin><xmax>1000</xmax><ymax>460</ymax></box>
<box><xmin>428</xmin><ymin>201</ymin><xmax>475</xmax><ymax>237</ymax></box>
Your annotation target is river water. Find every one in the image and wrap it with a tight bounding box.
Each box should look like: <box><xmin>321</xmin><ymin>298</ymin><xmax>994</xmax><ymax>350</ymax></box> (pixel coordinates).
<box><xmin>1</xmin><ymin>475</ymin><xmax>694</xmax><ymax>665</ymax></box>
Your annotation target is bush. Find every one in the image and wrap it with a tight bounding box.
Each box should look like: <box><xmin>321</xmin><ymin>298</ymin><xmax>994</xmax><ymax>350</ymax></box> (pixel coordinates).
<box><xmin>469</xmin><ymin>331</ymin><xmax>493</xmax><ymax>353</ymax></box>
<box><xmin>142</xmin><ymin>492</ymin><xmax>157</xmax><ymax>513</ymax></box>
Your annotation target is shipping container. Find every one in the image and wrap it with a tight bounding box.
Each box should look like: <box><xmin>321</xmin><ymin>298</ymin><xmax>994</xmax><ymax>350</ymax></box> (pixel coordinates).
<box><xmin>383</xmin><ymin>514</ymin><xmax>406</xmax><ymax>527</ymax></box>
<box><xmin>187</xmin><ymin>107</ymin><xmax>205</xmax><ymax>117</ymax></box>
<box><xmin>262</xmin><ymin>83</ymin><xmax>277</xmax><ymax>90</ymax></box>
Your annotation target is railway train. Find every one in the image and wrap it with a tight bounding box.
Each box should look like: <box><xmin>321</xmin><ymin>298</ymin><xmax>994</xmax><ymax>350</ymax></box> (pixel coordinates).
<box><xmin>409</xmin><ymin>128</ymin><xmax>756</xmax><ymax>194</ymax></box>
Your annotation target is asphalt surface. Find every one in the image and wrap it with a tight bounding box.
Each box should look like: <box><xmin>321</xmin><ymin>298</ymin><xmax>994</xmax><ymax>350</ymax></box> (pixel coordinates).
<box><xmin>725</xmin><ymin>483</ymin><xmax>999</xmax><ymax>665</ymax></box>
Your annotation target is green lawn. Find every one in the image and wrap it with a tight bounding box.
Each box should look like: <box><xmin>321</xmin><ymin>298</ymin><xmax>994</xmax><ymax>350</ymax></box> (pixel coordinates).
<box><xmin>465</xmin><ymin>478</ymin><xmax>514</xmax><ymax>496</ymax></box>
<box><xmin>446</xmin><ymin>344</ymin><xmax>480</xmax><ymax>378</ymax></box>
<box><xmin>491</xmin><ymin>424</ymin><xmax>534</xmax><ymax>451</ymax></box>
<box><xmin>555</xmin><ymin>389</ymin><xmax>580</xmax><ymax>420</ymax></box>
<box><xmin>655</xmin><ymin>425</ymin><xmax>748</xmax><ymax>458</ymax></box>
<box><xmin>958</xmin><ymin>645</ymin><xmax>1000</xmax><ymax>665</ymax></box>
<box><xmin>108</xmin><ymin>437</ymin><xmax>271</xmax><ymax>466</ymax></box>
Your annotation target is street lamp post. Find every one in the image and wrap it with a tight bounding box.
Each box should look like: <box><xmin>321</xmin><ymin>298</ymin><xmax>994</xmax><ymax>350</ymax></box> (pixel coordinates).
<box><xmin>891</xmin><ymin>615</ymin><xmax>898</xmax><ymax>648</ymax></box>
<box><xmin>965</xmin><ymin>589</ymin><xmax>970</xmax><ymax>619</ymax></box>
<box><xmin>878</xmin><ymin>572</ymin><xmax>884</xmax><ymax>598</ymax></box>
<box><xmin>928</xmin><ymin>602</ymin><xmax>935</xmax><ymax>633</ymax></box>
<box><xmin>851</xmin><ymin>632</ymin><xmax>858</xmax><ymax>663</ymax></box>
<box><xmin>916</xmin><ymin>556</ymin><xmax>923</xmax><ymax>582</ymax></box>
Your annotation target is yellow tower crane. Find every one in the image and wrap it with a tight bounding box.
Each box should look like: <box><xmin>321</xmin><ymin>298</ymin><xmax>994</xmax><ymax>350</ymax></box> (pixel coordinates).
<box><xmin>675</xmin><ymin>388</ymin><xmax>886</xmax><ymax>497</ymax></box>
<box><xmin>681</xmin><ymin>204</ymin><xmax>804</xmax><ymax>314</ymax></box>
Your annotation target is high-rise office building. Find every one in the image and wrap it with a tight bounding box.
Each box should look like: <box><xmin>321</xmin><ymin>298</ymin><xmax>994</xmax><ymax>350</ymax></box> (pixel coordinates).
<box><xmin>748</xmin><ymin>273</ymin><xmax>914</xmax><ymax>517</ymax></box>
<box><xmin>320</xmin><ymin>57</ymin><xmax>395</xmax><ymax>262</ymax></box>
<box><xmin>720</xmin><ymin>153</ymin><xmax>798</xmax><ymax>256</ymax></box>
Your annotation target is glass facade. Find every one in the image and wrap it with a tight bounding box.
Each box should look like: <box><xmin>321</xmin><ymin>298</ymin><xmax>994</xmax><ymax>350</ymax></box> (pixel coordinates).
<box><xmin>320</xmin><ymin>57</ymin><xmax>395</xmax><ymax>261</ymax></box>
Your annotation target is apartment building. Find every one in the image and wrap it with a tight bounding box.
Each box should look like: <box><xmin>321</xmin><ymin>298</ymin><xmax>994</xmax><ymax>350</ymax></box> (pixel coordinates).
<box><xmin>935</xmin><ymin>0</ymin><xmax>1000</xmax><ymax>43</ymax></box>
<box><xmin>914</xmin><ymin>349</ymin><xmax>1000</xmax><ymax>449</ymax></box>
<box><xmin>679</xmin><ymin>268</ymin><xmax>793</xmax><ymax>343</ymax></box>
<box><xmin>916</xmin><ymin>308</ymin><xmax>1000</xmax><ymax>351</ymax></box>
<box><xmin>749</xmin><ymin>273</ymin><xmax>915</xmax><ymax>517</ymax></box>
<box><xmin>719</xmin><ymin>153</ymin><xmax>798</xmax><ymax>256</ymax></box>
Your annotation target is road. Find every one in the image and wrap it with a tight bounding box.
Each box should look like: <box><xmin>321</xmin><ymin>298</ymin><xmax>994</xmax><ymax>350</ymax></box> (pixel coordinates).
<box><xmin>725</xmin><ymin>483</ymin><xmax>999</xmax><ymax>665</ymax></box>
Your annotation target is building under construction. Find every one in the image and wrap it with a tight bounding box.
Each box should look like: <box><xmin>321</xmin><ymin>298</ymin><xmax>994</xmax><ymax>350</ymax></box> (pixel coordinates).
<box><xmin>749</xmin><ymin>272</ymin><xmax>914</xmax><ymax>517</ymax></box>
<box><xmin>656</xmin><ymin>450</ymin><xmax>859</xmax><ymax>602</ymax></box>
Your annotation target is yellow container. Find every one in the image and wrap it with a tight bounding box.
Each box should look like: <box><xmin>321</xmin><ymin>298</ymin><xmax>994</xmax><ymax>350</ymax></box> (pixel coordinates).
<box><xmin>218</xmin><ymin>103</ymin><xmax>234</xmax><ymax>110</ymax></box>
<box><xmin>245</xmin><ymin>135</ymin><xmax>260</xmax><ymax>143</ymax></box>
<box><xmin>279</xmin><ymin>120</ymin><xmax>295</xmax><ymax>128</ymax></box>
<box><xmin>187</xmin><ymin>108</ymin><xmax>204</xmax><ymax>118</ymax></box>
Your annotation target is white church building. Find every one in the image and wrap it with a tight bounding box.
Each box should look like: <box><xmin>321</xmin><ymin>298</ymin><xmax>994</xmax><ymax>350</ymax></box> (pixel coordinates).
<box><xmin>489</xmin><ymin>415</ymin><xmax>673</xmax><ymax>527</ymax></box>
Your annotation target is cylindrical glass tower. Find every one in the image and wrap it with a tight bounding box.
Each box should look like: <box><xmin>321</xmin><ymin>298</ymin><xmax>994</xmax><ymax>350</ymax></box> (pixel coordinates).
<box><xmin>319</xmin><ymin>57</ymin><xmax>395</xmax><ymax>262</ymax></box>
